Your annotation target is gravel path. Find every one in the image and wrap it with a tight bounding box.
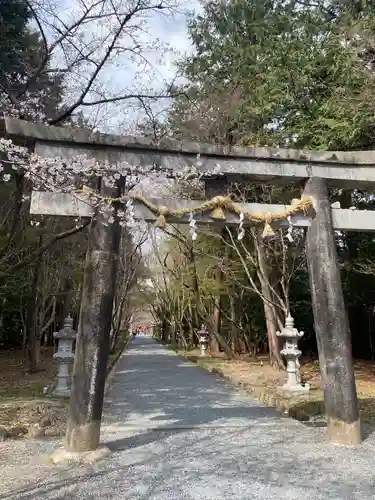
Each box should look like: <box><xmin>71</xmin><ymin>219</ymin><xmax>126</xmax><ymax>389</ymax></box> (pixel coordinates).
<box><xmin>2</xmin><ymin>336</ymin><xmax>375</xmax><ymax>500</ymax></box>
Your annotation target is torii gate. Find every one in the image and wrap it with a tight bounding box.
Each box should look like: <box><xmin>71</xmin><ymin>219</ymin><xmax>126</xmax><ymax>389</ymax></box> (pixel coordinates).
<box><xmin>4</xmin><ymin>117</ymin><xmax>375</xmax><ymax>453</ymax></box>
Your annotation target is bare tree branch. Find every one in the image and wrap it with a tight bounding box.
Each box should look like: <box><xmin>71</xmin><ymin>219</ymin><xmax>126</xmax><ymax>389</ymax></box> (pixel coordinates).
<box><xmin>1</xmin><ymin>219</ymin><xmax>90</xmax><ymax>277</ymax></box>
<box><xmin>48</xmin><ymin>1</ymin><xmax>170</xmax><ymax>124</ymax></box>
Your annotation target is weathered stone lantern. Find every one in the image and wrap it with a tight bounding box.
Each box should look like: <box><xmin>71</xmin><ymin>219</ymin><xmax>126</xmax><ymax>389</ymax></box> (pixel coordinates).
<box><xmin>276</xmin><ymin>314</ymin><xmax>310</xmax><ymax>395</ymax></box>
<box><xmin>198</xmin><ymin>324</ymin><xmax>209</xmax><ymax>357</ymax></box>
<box><xmin>52</xmin><ymin>315</ymin><xmax>76</xmax><ymax>398</ymax></box>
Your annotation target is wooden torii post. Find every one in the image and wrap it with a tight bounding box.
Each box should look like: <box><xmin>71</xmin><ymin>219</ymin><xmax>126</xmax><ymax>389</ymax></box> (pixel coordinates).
<box><xmin>5</xmin><ymin>117</ymin><xmax>375</xmax><ymax>449</ymax></box>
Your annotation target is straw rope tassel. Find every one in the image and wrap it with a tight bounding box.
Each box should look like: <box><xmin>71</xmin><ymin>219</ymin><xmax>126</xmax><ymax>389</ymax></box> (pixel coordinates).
<box><xmin>210</xmin><ymin>205</ymin><xmax>226</xmax><ymax>220</ymax></box>
<box><xmin>154</xmin><ymin>206</ymin><xmax>170</xmax><ymax>228</ymax></box>
<box><xmin>262</xmin><ymin>212</ymin><xmax>275</xmax><ymax>239</ymax></box>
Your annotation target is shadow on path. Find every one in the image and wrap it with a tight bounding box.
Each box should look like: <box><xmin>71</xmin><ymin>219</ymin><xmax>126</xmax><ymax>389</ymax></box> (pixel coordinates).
<box><xmin>3</xmin><ymin>337</ymin><xmax>375</xmax><ymax>500</ymax></box>
<box><xmin>103</xmin><ymin>336</ymin><xmax>281</xmax><ymax>451</ymax></box>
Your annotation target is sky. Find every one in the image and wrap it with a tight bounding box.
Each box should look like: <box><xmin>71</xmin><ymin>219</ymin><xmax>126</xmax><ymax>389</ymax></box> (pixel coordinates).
<box><xmin>102</xmin><ymin>0</ymin><xmax>203</xmax><ymax>132</ymax></box>
<box><xmin>39</xmin><ymin>0</ymin><xmax>203</xmax><ymax>133</ymax></box>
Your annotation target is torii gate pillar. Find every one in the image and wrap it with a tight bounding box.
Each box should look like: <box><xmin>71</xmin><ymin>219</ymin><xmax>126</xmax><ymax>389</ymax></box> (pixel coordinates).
<box><xmin>304</xmin><ymin>177</ymin><xmax>361</xmax><ymax>445</ymax></box>
<box><xmin>66</xmin><ymin>177</ymin><xmax>122</xmax><ymax>452</ymax></box>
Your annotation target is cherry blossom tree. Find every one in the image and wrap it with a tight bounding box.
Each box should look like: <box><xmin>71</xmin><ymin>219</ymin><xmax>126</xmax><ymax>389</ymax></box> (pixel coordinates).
<box><xmin>1</xmin><ymin>0</ymin><xmax>183</xmax><ymax>129</ymax></box>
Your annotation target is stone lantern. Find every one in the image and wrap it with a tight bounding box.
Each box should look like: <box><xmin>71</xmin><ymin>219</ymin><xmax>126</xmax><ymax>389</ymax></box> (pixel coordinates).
<box><xmin>52</xmin><ymin>315</ymin><xmax>76</xmax><ymax>398</ymax></box>
<box><xmin>276</xmin><ymin>314</ymin><xmax>310</xmax><ymax>395</ymax></box>
<box><xmin>198</xmin><ymin>324</ymin><xmax>209</xmax><ymax>357</ymax></box>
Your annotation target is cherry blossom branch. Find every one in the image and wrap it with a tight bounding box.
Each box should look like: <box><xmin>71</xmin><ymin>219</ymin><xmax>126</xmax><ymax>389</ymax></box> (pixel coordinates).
<box><xmin>48</xmin><ymin>1</ymin><xmax>172</xmax><ymax>125</ymax></box>
<box><xmin>0</xmin><ymin>135</ymin><xmax>210</xmax><ymax>231</ymax></box>
<box><xmin>2</xmin><ymin>0</ymin><xmax>180</xmax><ymax>126</ymax></box>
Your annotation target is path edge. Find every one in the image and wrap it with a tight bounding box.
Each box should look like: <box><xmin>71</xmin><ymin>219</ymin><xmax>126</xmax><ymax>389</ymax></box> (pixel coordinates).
<box><xmin>167</xmin><ymin>344</ymin><xmax>319</xmax><ymax>424</ymax></box>
<box><xmin>104</xmin><ymin>335</ymin><xmax>132</xmax><ymax>396</ymax></box>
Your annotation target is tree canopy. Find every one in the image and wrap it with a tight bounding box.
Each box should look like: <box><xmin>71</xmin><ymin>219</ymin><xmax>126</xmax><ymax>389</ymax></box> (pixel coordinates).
<box><xmin>169</xmin><ymin>0</ymin><xmax>375</xmax><ymax>150</ymax></box>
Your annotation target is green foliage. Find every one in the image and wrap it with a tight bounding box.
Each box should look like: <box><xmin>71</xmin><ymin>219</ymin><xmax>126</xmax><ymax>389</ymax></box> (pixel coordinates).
<box><xmin>0</xmin><ymin>0</ymin><xmax>64</xmax><ymax>120</ymax></box>
<box><xmin>0</xmin><ymin>0</ymin><xmax>30</xmax><ymax>80</ymax></box>
<box><xmin>171</xmin><ymin>0</ymin><xmax>375</xmax><ymax>150</ymax></box>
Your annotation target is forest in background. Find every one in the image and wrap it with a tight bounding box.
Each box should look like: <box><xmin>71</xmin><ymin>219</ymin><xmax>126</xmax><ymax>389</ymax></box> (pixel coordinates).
<box><xmin>143</xmin><ymin>0</ymin><xmax>375</xmax><ymax>365</ymax></box>
<box><xmin>2</xmin><ymin>0</ymin><xmax>375</xmax><ymax>375</ymax></box>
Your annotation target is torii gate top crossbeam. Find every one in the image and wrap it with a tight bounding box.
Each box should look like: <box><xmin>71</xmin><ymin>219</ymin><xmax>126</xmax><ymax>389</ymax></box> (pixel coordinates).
<box><xmin>3</xmin><ymin>118</ymin><xmax>375</xmax><ymax>189</ymax></box>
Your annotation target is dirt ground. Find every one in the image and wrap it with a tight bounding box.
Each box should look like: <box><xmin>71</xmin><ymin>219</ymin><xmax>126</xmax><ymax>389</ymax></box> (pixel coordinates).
<box><xmin>0</xmin><ymin>348</ymin><xmax>67</xmax><ymax>438</ymax></box>
<box><xmin>0</xmin><ymin>344</ymin><xmax>124</xmax><ymax>439</ymax></box>
<box><xmin>0</xmin><ymin>347</ymin><xmax>57</xmax><ymax>398</ymax></box>
<box><xmin>179</xmin><ymin>349</ymin><xmax>375</xmax><ymax>425</ymax></box>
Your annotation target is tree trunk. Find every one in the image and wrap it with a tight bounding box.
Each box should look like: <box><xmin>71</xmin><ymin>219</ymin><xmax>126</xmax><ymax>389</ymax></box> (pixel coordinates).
<box><xmin>229</xmin><ymin>293</ymin><xmax>240</xmax><ymax>353</ymax></box>
<box><xmin>256</xmin><ymin>237</ymin><xmax>284</xmax><ymax>369</ymax></box>
<box><xmin>0</xmin><ymin>172</ymin><xmax>25</xmax><ymax>260</ymax></box>
<box><xmin>179</xmin><ymin>326</ymin><xmax>188</xmax><ymax>349</ymax></box>
<box><xmin>187</xmin><ymin>305</ymin><xmax>195</xmax><ymax>348</ymax></box>
<box><xmin>161</xmin><ymin>319</ymin><xmax>169</xmax><ymax>343</ymax></box>
<box><xmin>0</xmin><ymin>296</ymin><xmax>6</xmax><ymax>346</ymax></box>
<box><xmin>211</xmin><ymin>326</ymin><xmax>234</xmax><ymax>359</ymax></box>
<box><xmin>189</xmin><ymin>248</ymin><xmax>201</xmax><ymax>332</ymax></box>
<box><xmin>262</xmin><ymin>296</ymin><xmax>283</xmax><ymax>369</ymax></box>
<box><xmin>204</xmin><ymin>313</ymin><xmax>234</xmax><ymax>359</ymax></box>
<box><xmin>204</xmin><ymin>177</ymin><xmax>229</xmax><ymax>353</ymax></box>
<box><xmin>211</xmin><ymin>290</ymin><xmax>221</xmax><ymax>353</ymax></box>
<box><xmin>27</xmin><ymin>234</ymin><xmax>43</xmax><ymax>373</ymax></box>
<box><xmin>110</xmin><ymin>298</ymin><xmax>126</xmax><ymax>353</ymax></box>
<box><xmin>41</xmin><ymin>296</ymin><xmax>57</xmax><ymax>346</ymax></box>
<box><xmin>185</xmin><ymin>219</ymin><xmax>234</xmax><ymax>358</ymax></box>
<box><xmin>62</xmin><ymin>276</ymin><xmax>74</xmax><ymax>320</ymax></box>
<box><xmin>170</xmin><ymin>320</ymin><xmax>177</xmax><ymax>347</ymax></box>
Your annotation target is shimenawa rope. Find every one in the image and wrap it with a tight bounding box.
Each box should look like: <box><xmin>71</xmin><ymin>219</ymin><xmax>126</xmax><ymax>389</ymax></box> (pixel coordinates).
<box><xmin>76</xmin><ymin>187</ymin><xmax>313</xmax><ymax>239</ymax></box>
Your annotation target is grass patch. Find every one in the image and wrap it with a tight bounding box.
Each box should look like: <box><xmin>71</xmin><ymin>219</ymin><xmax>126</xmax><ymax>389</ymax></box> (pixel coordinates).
<box><xmin>0</xmin><ymin>381</ymin><xmax>47</xmax><ymax>400</ymax></box>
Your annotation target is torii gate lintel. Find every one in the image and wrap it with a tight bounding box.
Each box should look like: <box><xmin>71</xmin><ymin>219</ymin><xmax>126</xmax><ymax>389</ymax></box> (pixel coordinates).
<box><xmin>4</xmin><ymin>116</ymin><xmax>375</xmax><ymax>188</ymax></box>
